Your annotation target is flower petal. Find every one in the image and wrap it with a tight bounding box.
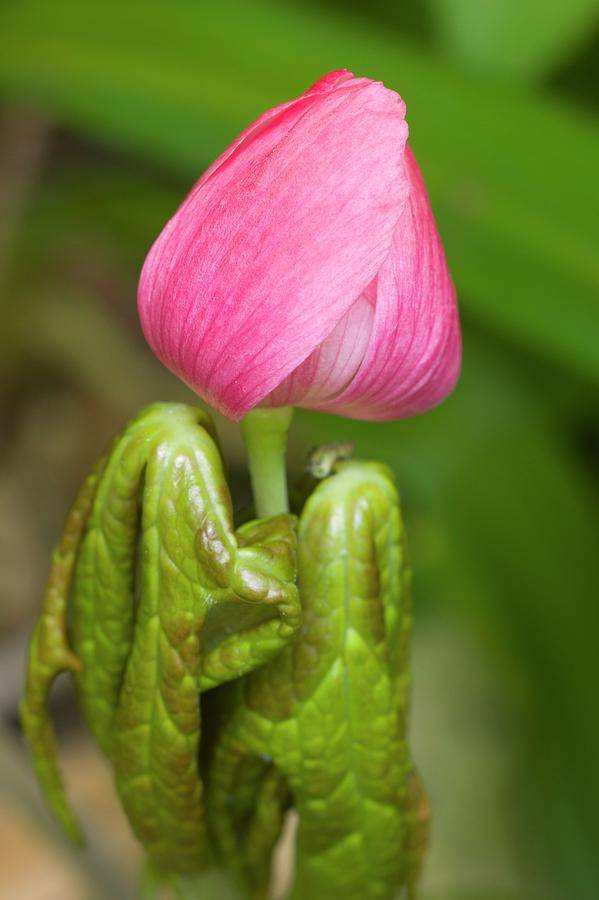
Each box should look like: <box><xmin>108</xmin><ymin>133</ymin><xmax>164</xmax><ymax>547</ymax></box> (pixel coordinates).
<box><xmin>264</xmin><ymin>291</ymin><xmax>375</xmax><ymax>408</ymax></box>
<box><xmin>305</xmin><ymin>146</ymin><xmax>461</xmax><ymax>420</ymax></box>
<box><xmin>138</xmin><ymin>72</ymin><xmax>409</xmax><ymax>419</ymax></box>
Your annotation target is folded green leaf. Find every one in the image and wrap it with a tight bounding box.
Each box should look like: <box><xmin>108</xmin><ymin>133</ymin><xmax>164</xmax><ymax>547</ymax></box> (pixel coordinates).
<box><xmin>207</xmin><ymin>461</ymin><xmax>423</xmax><ymax>899</ymax></box>
<box><xmin>22</xmin><ymin>402</ymin><xmax>302</xmax><ymax>877</ymax></box>
<box><xmin>19</xmin><ymin>455</ymin><xmax>106</xmax><ymax>844</ymax></box>
<box><xmin>299</xmin><ymin>329</ymin><xmax>599</xmax><ymax>898</ymax></box>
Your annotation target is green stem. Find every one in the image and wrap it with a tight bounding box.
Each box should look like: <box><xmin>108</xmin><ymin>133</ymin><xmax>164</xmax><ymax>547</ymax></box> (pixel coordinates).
<box><xmin>241</xmin><ymin>407</ymin><xmax>294</xmax><ymax>518</ymax></box>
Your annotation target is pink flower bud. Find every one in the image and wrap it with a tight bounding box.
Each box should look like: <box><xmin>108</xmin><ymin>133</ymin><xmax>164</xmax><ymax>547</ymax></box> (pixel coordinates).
<box><xmin>138</xmin><ymin>71</ymin><xmax>461</xmax><ymax>421</ymax></box>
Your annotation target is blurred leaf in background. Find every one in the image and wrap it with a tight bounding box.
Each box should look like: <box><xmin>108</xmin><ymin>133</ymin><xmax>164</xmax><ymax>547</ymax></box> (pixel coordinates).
<box><xmin>1</xmin><ymin>0</ymin><xmax>598</xmax><ymax>381</ymax></box>
<box><xmin>428</xmin><ymin>0</ymin><xmax>599</xmax><ymax>80</ymax></box>
<box><xmin>0</xmin><ymin>2</ymin><xmax>598</xmax><ymax>899</ymax></box>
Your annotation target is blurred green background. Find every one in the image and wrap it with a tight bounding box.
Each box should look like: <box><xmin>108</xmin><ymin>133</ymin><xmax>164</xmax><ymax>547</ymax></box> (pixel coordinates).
<box><xmin>0</xmin><ymin>1</ymin><xmax>597</xmax><ymax>898</ymax></box>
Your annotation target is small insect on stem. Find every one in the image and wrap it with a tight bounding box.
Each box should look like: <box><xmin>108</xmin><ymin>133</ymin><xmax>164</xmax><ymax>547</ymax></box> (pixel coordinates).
<box><xmin>305</xmin><ymin>442</ymin><xmax>354</xmax><ymax>479</ymax></box>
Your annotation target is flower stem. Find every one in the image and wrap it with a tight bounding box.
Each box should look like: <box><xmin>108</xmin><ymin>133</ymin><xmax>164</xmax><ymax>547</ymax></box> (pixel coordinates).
<box><xmin>241</xmin><ymin>407</ymin><xmax>294</xmax><ymax>518</ymax></box>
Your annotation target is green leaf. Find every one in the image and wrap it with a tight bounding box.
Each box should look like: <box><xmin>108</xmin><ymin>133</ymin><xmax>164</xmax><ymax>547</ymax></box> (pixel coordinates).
<box><xmin>298</xmin><ymin>329</ymin><xmax>599</xmax><ymax>898</ymax></box>
<box><xmin>0</xmin><ymin>0</ymin><xmax>598</xmax><ymax>382</ymax></box>
<box><xmin>427</xmin><ymin>0</ymin><xmax>599</xmax><ymax>80</ymax></box>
